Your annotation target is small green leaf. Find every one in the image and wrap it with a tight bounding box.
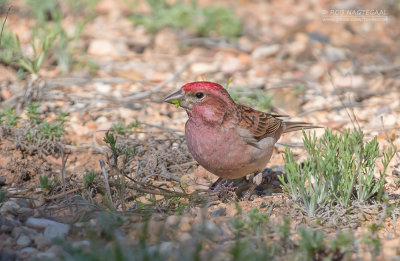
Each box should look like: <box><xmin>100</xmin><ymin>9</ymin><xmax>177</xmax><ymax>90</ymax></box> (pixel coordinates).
<box><xmin>172</xmin><ymin>99</ymin><xmax>181</xmax><ymax>108</ymax></box>
<box><xmin>225</xmin><ymin>77</ymin><xmax>232</xmax><ymax>89</ymax></box>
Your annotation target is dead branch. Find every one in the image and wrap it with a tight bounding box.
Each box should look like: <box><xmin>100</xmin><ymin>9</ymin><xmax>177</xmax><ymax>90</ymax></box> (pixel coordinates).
<box><xmin>120</xmin><ymin>60</ymin><xmax>191</xmax><ymax>102</ymax></box>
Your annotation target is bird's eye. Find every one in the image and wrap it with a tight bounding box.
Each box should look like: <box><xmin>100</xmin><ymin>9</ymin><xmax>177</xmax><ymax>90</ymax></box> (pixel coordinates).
<box><xmin>195</xmin><ymin>92</ymin><xmax>204</xmax><ymax>99</ymax></box>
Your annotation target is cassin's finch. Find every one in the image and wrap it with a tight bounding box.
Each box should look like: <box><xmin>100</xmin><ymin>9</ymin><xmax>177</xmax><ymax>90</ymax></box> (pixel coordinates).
<box><xmin>164</xmin><ymin>82</ymin><xmax>318</xmax><ymax>191</ymax></box>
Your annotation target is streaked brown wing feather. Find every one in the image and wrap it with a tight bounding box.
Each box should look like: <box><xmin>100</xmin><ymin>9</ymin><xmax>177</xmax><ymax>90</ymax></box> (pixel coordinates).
<box><xmin>237</xmin><ymin>104</ymin><xmax>283</xmax><ymax>141</ymax></box>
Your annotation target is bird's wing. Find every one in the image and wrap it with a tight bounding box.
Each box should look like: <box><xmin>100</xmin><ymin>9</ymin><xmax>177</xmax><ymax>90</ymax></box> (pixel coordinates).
<box><xmin>236</xmin><ymin>104</ymin><xmax>283</xmax><ymax>142</ymax></box>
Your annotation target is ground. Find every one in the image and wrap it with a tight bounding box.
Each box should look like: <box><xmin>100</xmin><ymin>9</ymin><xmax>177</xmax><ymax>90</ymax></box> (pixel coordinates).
<box><xmin>0</xmin><ymin>0</ymin><xmax>400</xmax><ymax>260</ymax></box>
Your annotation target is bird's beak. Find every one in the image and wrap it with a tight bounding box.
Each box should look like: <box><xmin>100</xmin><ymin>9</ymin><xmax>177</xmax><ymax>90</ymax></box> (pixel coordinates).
<box><xmin>164</xmin><ymin>89</ymin><xmax>191</xmax><ymax>109</ymax></box>
<box><xmin>164</xmin><ymin>89</ymin><xmax>184</xmax><ymax>103</ymax></box>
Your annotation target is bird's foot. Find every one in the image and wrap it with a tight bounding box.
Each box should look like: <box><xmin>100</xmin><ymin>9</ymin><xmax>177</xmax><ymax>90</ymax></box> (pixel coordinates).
<box><xmin>215</xmin><ymin>180</ymin><xmax>238</xmax><ymax>202</ymax></box>
<box><xmin>240</xmin><ymin>172</ymin><xmax>262</xmax><ymax>201</ymax></box>
<box><xmin>209</xmin><ymin>178</ymin><xmax>247</xmax><ymax>202</ymax></box>
<box><xmin>241</xmin><ymin>169</ymin><xmax>284</xmax><ymax>200</ymax></box>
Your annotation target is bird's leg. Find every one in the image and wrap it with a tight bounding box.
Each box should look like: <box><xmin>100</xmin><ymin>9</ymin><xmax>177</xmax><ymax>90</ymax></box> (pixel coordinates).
<box><xmin>242</xmin><ymin>172</ymin><xmax>263</xmax><ymax>200</ymax></box>
<box><xmin>209</xmin><ymin>177</ymin><xmax>223</xmax><ymax>190</ymax></box>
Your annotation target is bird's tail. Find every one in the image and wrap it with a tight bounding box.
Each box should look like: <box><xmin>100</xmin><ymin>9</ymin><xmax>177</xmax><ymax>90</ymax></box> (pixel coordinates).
<box><xmin>282</xmin><ymin>122</ymin><xmax>322</xmax><ymax>133</ymax></box>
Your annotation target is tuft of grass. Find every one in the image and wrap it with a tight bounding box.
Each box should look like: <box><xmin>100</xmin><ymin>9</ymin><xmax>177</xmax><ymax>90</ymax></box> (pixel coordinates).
<box><xmin>19</xmin><ymin>27</ymin><xmax>59</xmax><ymax>75</ymax></box>
<box><xmin>83</xmin><ymin>171</ymin><xmax>97</xmax><ymax>189</ymax></box>
<box><xmin>26</xmin><ymin>102</ymin><xmax>42</xmax><ymax>124</ymax></box>
<box><xmin>130</xmin><ymin>0</ymin><xmax>241</xmax><ymax>38</ymax></box>
<box><xmin>0</xmin><ymin>0</ymin><xmax>97</xmax><ymax>74</ymax></box>
<box><xmin>229</xmin><ymin>88</ymin><xmax>273</xmax><ymax>112</ymax></box>
<box><xmin>0</xmin><ymin>106</ymin><xmax>19</xmax><ymax>127</ymax></box>
<box><xmin>38</xmin><ymin>175</ymin><xmax>58</xmax><ymax>194</ymax></box>
<box><xmin>279</xmin><ymin>129</ymin><xmax>396</xmax><ymax>216</ymax></box>
<box><xmin>297</xmin><ymin>226</ymin><xmax>325</xmax><ymax>260</ymax></box>
<box><xmin>230</xmin><ymin>208</ymin><xmax>270</xmax><ymax>236</ymax></box>
<box><xmin>111</xmin><ymin>120</ymin><xmax>140</xmax><ymax>136</ymax></box>
<box><xmin>38</xmin><ymin>111</ymin><xmax>69</xmax><ymax>140</ymax></box>
<box><xmin>0</xmin><ymin>31</ymin><xmax>20</xmax><ymax>65</ymax></box>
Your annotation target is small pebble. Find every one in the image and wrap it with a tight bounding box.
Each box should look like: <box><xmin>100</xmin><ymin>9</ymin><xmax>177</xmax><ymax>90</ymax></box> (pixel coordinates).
<box><xmin>19</xmin><ymin>247</ymin><xmax>37</xmax><ymax>259</ymax></box>
<box><xmin>17</xmin><ymin>235</ymin><xmax>31</xmax><ymax>248</ymax></box>
<box><xmin>0</xmin><ymin>201</ymin><xmax>20</xmax><ymax>215</ymax></box>
<box><xmin>210</xmin><ymin>207</ymin><xmax>226</xmax><ymax>217</ymax></box>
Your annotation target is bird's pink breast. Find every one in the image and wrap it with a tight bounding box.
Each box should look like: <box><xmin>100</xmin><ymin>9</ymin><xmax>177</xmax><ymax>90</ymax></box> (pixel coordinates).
<box><xmin>185</xmin><ymin>118</ymin><xmax>272</xmax><ymax>179</ymax></box>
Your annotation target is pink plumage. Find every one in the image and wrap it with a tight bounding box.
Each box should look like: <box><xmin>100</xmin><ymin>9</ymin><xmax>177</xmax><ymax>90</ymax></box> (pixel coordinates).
<box><xmin>165</xmin><ymin>81</ymin><xmax>318</xmax><ymax>180</ymax></box>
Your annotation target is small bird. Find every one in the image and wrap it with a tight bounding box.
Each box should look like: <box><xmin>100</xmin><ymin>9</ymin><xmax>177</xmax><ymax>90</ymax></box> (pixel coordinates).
<box><xmin>164</xmin><ymin>81</ymin><xmax>317</xmax><ymax>196</ymax></box>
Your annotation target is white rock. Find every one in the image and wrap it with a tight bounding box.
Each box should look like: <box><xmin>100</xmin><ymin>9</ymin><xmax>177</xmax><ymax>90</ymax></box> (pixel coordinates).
<box><xmin>94</xmin><ymin>82</ymin><xmax>112</xmax><ymax>94</ymax></box>
<box><xmin>252</xmin><ymin>44</ymin><xmax>280</xmax><ymax>60</ymax></box>
<box><xmin>26</xmin><ymin>218</ymin><xmax>68</xmax><ymax>229</ymax></box>
<box><xmin>190</xmin><ymin>62</ymin><xmax>219</xmax><ymax>74</ymax></box>
<box><xmin>17</xmin><ymin>235</ymin><xmax>31</xmax><ymax>248</ymax></box>
<box><xmin>36</xmin><ymin>252</ymin><xmax>56</xmax><ymax>259</ymax></box>
<box><xmin>324</xmin><ymin>46</ymin><xmax>347</xmax><ymax>61</ymax></box>
<box><xmin>88</xmin><ymin>39</ymin><xmax>127</xmax><ymax>57</ymax></box>
<box><xmin>26</xmin><ymin>218</ymin><xmax>70</xmax><ymax>240</ymax></box>
<box><xmin>220</xmin><ymin>57</ymin><xmax>244</xmax><ymax>73</ymax></box>
<box><xmin>44</xmin><ymin>223</ymin><xmax>70</xmax><ymax>239</ymax></box>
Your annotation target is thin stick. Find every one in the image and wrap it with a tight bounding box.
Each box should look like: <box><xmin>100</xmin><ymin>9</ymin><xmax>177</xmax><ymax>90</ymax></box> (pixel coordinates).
<box><xmin>380</xmin><ymin>116</ymin><xmax>400</xmax><ymax>162</ymax></box>
<box><xmin>326</xmin><ymin>72</ymin><xmax>360</xmax><ymax>130</ymax></box>
<box><xmin>99</xmin><ymin>159</ymin><xmax>113</xmax><ymax>205</ymax></box>
<box><xmin>0</xmin><ymin>6</ymin><xmax>11</xmax><ymax>47</ymax></box>
<box><xmin>60</xmin><ymin>148</ymin><xmax>69</xmax><ymax>199</ymax></box>
<box><xmin>45</xmin><ymin>187</ymin><xmax>80</xmax><ymax>200</ymax></box>
<box><xmin>120</xmin><ymin>60</ymin><xmax>190</xmax><ymax>102</ymax></box>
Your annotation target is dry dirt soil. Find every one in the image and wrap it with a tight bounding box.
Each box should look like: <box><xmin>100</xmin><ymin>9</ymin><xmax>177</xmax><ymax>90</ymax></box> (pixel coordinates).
<box><xmin>0</xmin><ymin>0</ymin><xmax>400</xmax><ymax>260</ymax></box>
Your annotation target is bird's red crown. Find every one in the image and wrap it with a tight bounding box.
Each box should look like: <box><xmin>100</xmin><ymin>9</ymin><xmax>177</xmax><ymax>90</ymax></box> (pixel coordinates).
<box><xmin>182</xmin><ymin>81</ymin><xmax>226</xmax><ymax>93</ymax></box>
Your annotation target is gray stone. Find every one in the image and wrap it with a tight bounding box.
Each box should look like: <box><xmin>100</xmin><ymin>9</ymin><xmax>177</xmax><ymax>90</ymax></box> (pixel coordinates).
<box><xmin>71</xmin><ymin>240</ymin><xmax>91</xmax><ymax>248</ymax></box>
<box><xmin>17</xmin><ymin>207</ymin><xmax>34</xmax><ymax>217</ymax></box>
<box><xmin>36</xmin><ymin>252</ymin><xmax>56</xmax><ymax>259</ymax></box>
<box><xmin>16</xmin><ymin>235</ymin><xmax>31</xmax><ymax>248</ymax></box>
<box><xmin>0</xmin><ymin>200</ymin><xmax>20</xmax><ymax>215</ymax></box>
<box><xmin>19</xmin><ymin>247</ymin><xmax>37</xmax><ymax>259</ymax></box>
<box><xmin>193</xmin><ymin>222</ymin><xmax>221</xmax><ymax>237</ymax></box>
<box><xmin>43</xmin><ymin>223</ymin><xmax>70</xmax><ymax>240</ymax></box>
<box><xmin>210</xmin><ymin>207</ymin><xmax>226</xmax><ymax>217</ymax></box>
<box><xmin>26</xmin><ymin>217</ymin><xmax>70</xmax><ymax>240</ymax></box>
<box><xmin>165</xmin><ymin>215</ymin><xmax>179</xmax><ymax>227</ymax></box>
<box><xmin>159</xmin><ymin>241</ymin><xmax>174</xmax><ymax>256</ymax></box>
<box><xmin>26</xmin><ymin>217</ymin><xmax>69</xmax><ymax>229</ymax></box>
<box><xmin>11</xmin><ymin>227</ymin><xmax>22</xmax><ymax>238</ymax></box>
<box><xmin>33</xmin><ymin>234</ymin><xmax>51</xmax><ymax>250</ymax></box>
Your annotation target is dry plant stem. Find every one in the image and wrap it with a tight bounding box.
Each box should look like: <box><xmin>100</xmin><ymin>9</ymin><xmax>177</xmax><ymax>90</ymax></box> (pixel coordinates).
<box><xmin>64</xmin><ymin>144</ymin><xmax>106</xmax><ymax>154</ymax></box>
<box><xmin>99</xmin><ymin>159</ymin><xmax>114</xmax><ymax>207</ymax></box>
<box><xmin>326</xmin><ymin>72</ymin><xmax>360</xmax><ymax>130</ymax></box>
<box><xmin>380</xmin><ymin>116</ymin><xmax>400</xmax><ymax>163</ymax></box>
<box><xmin>296</xmin><ymin>101</ymin><xmax>387</xmax><ymax>117</ymax></box>
<box><xmin>0</xmin><ymin>6</ymin><xmax>11</xmax><ymax>46</ymax></box>
<box><xmin>60</xmin><ymin>148</ymin><xmax>69</xmax><ymax>199</ymax></box>
<box><xmin>45</xmin><ymin>187</ymin><xmax>80</xmax><ymax>200</ymax></box>
<box><xmin>120</xmin><ymin>60</ymin><xmax>191</xmax><ymax>102</ymax></box>
<box><xmin>106</xmin><ymin>148</ymin><xmax>127</xmax><ymax>212</ymax></box>
<box><xmin>46</xmin><ymin>77</ymin><xmax>131</xmax><ymax>87</ymax></box>
<box><xmin>123</xmin><ymin>173</ymin><xmax>191</xmax><ymax>198</ymax></box>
